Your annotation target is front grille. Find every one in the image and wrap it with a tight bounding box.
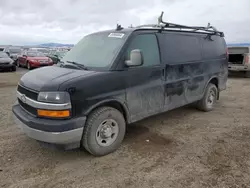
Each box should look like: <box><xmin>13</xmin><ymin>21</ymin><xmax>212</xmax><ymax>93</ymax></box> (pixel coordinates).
<box><xmin>39</xmin><ymin>60</ymin><xmax>48</xmax><ymax>63</ymax></box>
<box><xmin>17</xmin><ymin>85</ymin><xmax>38</xmax><ymax>100</ymax></box>
<box><xmin>18</xmin><ymin>99</ymin><xmax>37</xmax><ymax>116</ymax></box>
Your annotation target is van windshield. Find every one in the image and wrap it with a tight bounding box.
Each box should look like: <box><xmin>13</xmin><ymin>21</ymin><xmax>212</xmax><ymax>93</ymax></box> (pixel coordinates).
<box><xmin>61</xmin><ymin>32</ymin><xmax>127</xmax><ymax>69</ymax></box>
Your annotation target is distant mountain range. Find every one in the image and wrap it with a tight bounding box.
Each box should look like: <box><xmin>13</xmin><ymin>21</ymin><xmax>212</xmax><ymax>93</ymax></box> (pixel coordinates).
<box><xmin>37</xmin><ymin>43</ymin><xmax>74</xmax><ymax>48</ymax></box>
<box><xmin>227</xmin><ymin>43</ymin><xmax>250</xmax><ymax>47</ymax></box>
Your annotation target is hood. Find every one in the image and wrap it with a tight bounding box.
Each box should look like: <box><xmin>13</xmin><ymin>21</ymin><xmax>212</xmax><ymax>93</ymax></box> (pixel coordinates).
<box><xmin>19</xmin><ymin>66</ymin><xmax>97</xmax><ymax>91</ymax></box>
<box><xmin>0</xmin><ymin>57</ymin><xmax>13</xmax><ymax>64</ymax></box>
<box><xmin>28</xmin><ymin>56</ymin><xmax>50</xmax><ymax>61</ymax></box>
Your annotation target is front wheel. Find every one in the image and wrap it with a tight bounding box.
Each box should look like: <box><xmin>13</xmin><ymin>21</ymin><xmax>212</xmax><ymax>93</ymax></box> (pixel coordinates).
<box><xmin>27</xmin><ymin>61</ymin><xmax>31</xmax><ymax>70</ymax></box>
<box><xmin>82</xmin><ymin>107</ymin><xmax>126</xmax><ymax>156</ymax></box>
<box><xmin>196</xmin><ymin>83</ymin><xmax>218</xmax><ymax>112</ymax></box>
<box><xmin>17</xmin><ymin>60</ymin><xmax>20</xmax><ymax>67</ymax></box>
<box><xmin>11</xmin><ymin>66</ymin><xmax>16</xmax><ymax>72</ymax></box>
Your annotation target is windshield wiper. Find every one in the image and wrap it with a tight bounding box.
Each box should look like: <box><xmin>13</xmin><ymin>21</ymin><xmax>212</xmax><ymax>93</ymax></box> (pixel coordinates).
<box><xmin>66</xmin><ymin>61</ymin><xmax>88</xmax><ymax>70</ymax></box>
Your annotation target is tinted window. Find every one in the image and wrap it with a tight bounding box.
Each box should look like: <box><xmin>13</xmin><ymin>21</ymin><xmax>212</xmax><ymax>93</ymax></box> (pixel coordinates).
<box><xmin>27</xmin><ymin>52</ymin><xmax>46</xmax><ymax>57</ymax></box>
<box><xmin>159</xmin><ymin>33</ymin><xmax>202</xmax><ymax>64</ymax></box>
<box><xmin>126</xmin><ymin>34</ymin><xmax>160</xmax><ymax>67</ymax></box>
<box><xmin>62</xmin><ymin>32</ymin><xmax>127</xmax><ymax>68</ymax></box>
<box><xmin>9</xmin><ymin>48</ymin><xmax>21</xmax><ymax>53</ymax></box>
<box><xmin>0</xmin><ymin>52</ymin><xmax>9</xmax><ymax>58</ymax></box>
<box><xmin>202</xmin><ymin>35</ymin><xmax>226</xmax><ymax>59</ymax></box>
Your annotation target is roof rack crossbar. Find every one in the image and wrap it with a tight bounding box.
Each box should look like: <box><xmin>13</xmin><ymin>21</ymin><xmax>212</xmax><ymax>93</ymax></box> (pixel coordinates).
<box><xmin>135</xmin><ymin>11</ymin><xmax>224</xmax><ymax>37</ymax></box>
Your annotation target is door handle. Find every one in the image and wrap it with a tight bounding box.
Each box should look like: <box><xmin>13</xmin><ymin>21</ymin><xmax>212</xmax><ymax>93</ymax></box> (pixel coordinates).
<box><xmin>161</xmin><ymin>68</ymin><xmax>166</xmax><ymax>80</ymax></box>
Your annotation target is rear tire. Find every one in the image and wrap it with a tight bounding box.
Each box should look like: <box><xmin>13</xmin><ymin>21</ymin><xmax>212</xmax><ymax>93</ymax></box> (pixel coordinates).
<box><xmin>196</xmin><ymin>83</ymin><xmax>218</xmax><ymax>112</ymax></box>
<box><xmin>82</xmin><ymin>107</ymin><xmax>126</xmax><ymax>156</ymax></box>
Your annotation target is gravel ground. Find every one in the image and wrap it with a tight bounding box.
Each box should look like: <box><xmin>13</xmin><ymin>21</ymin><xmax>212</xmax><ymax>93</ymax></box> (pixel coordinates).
<box><xmin>1</xmin><ymin>69</ymin><xmax>250</xmax><ymax>188</ymax></box>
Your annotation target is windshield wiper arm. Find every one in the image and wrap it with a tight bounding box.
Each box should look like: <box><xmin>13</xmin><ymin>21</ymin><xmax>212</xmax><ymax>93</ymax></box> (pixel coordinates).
<box><xmin>65</xmin><ymin>61</ymin><xmax>88</xmax><ymax>70</ymax></box>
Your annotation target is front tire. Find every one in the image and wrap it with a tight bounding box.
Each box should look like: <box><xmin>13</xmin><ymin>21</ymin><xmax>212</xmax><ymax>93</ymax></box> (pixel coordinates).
<box><xmin>17</xmin><ymin>60</ymin><xmax>20</xmax><ymax>67</ymax></box>
<box><xmin>197</xmin><ymin>83</ymin><xmax>218</xmax><ymax>112</ymax></box>
<box><xmin>82</xmin><ymin>107</ymin><xmax>126</xmax><ymax>156</ymax></box>
<box><xmin>27</xmin><ymin>61</ymin><xmax>31</xmax><ymax>70</ymax></box>
<box><xmin>11</xmin><ymin>66</ymin><xmax>16</xmax><ymax>72</ymax></box>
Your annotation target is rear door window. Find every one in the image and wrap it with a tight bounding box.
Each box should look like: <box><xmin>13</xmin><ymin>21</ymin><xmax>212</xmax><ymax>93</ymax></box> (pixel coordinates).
<box><xmin>202</xmin><ymin>35</ymin><xmax>226</xmax><ymax>59</ymax></box>
<box><xmin>158</xmin><ymin>33</ymin><xmax>202</xmax><ymax>64</ymax></box>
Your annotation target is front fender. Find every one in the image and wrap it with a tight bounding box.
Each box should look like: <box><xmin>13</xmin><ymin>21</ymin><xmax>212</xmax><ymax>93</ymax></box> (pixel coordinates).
<box><xmin>82</xmin><ymin>98</ymin><xmax>131</xmax><ymax>123</ymax></box>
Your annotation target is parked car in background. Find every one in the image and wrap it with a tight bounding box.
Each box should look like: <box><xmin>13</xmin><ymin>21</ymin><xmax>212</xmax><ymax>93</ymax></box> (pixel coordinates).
<box><xmin>29</xmin><ymin>48</ymin><xmax>50</xmax><ymax>56</ymax></box>
<box><xmin>47</xmin><ymin>51</ymin><xmax>67</xmax><ymax>64</ymax></box>
<box><xmin>4</xmin><ymin>47</ymin><xmax>22</xmax><ymax>65</ymax></box>
<box><xmin>228</xmin><ymin>47</ymin><xmax>250</xmax><ymax>77</ymax></box>
<box><xmin>0</xmin><ymin>52</ymin><xmax>16</xmax><ymax>72</ymax></box>
<box><xmin>17</xmin><ymin>51</ymin><xmax>53</xmax><ymax>70</ymax></box>
<box><xmin>0</xmin><ymin>46</ymin><xmax>9</xmax><ymax>52</ymax></box>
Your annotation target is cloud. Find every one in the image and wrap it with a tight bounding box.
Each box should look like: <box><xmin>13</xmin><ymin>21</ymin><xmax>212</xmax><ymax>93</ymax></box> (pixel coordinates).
<box><xmin>0</xmin><ymin>0</ymin><xmax>249</xmax><ymax>45</ymax></box>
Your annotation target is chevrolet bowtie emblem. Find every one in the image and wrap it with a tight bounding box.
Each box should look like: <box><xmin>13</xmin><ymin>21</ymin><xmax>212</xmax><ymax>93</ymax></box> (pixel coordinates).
<box><xmin>20</xmin><ymin>94</ymin><xmax>26</xmax><ymax>103</ymax></box>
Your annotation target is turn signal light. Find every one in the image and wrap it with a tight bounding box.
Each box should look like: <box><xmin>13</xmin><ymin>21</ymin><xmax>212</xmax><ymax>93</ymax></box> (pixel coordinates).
<box><xmin>37</xmin><ymin>109</ymin><xmax>70</xmax><ymax>118</ymax></box>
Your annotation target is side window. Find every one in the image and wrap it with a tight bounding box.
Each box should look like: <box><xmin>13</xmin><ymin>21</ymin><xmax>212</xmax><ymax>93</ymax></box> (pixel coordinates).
<box><xmin>126</xmin><ymin>34</ymin><xmax>160</xmax><ymax>67</ymax></box>
<box><xmin>158</xmin><ymin>33</ymin><xmax>202</xmax><ymax>64</ymax></box>
<box><xmin>202</xmin><ymin>36</ymin><xmax>226</xmax><ymax>59</ymax></box>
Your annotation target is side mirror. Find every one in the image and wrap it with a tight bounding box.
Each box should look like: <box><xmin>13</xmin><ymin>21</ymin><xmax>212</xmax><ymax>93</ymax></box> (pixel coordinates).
<box><xmin>125</xmin><ymin>49</ymin><xmax>143</xmax><ymax>67</ymax></box>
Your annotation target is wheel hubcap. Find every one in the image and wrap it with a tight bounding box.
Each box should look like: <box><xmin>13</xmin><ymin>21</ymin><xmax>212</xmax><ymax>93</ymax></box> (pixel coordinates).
<box><xmin>207</xmin><ymin>89</ymin><xmax>216</xmax><ymax>106</ymax></box>
<box><xmin>96</xmin><ymin>119</ymin><xmax>119</xmax><ymax>147</ymax></box>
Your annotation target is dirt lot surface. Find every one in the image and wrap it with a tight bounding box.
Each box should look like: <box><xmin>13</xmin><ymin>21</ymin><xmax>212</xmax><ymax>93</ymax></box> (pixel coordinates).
<box><xmin>1</xmin><ymin>69</ymin><xmax>250</xmax><ymax>188</ymax></box>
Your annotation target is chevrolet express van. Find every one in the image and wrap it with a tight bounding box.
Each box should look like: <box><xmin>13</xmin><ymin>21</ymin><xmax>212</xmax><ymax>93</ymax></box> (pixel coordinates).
<box><xmin>12</xmin><ymin>15</ymin><xmax>228</xmax><ymax>156</ymax></box>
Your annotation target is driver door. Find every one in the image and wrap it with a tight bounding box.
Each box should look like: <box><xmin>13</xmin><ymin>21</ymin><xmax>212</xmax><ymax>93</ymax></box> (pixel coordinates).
<box><xmin>19</xmin><ymin>51</ymin><xmax>27</xmax><ymax>66</ymax></box>
<box><xmin>124</xmin><ymin>33</ymin><xmax>165</xmax><ymax>122</ymax></box>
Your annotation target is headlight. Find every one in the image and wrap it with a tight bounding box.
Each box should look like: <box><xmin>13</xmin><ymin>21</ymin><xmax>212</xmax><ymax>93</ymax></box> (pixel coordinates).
<box><xmin>38</xmin><ymin>92</ymin><xmax>71</xmax><ymax>104</ymax></box>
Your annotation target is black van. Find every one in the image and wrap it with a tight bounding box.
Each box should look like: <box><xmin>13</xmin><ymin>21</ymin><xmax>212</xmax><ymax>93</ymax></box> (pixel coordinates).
<box><xmin>12</xmin><ymin>14</ymin><xmax>228</xmax><ymax>156</ymax></box>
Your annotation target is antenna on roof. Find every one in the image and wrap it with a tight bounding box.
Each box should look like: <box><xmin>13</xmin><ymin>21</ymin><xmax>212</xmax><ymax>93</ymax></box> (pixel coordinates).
<box><xmin>158</xmin><ymin>11</ymin><xmax>165</xmax><ymax>26</ymax></box>
<box><xmin>116</xmin><ymin>24</ymin><xmax>123</xmax><ymax>31</ymax></box>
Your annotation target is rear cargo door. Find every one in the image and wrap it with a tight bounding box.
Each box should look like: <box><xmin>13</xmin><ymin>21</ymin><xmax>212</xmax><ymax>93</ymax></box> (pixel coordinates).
<box><xmin>158</xmin><ymin>32</ymin><xmax>204</xmax><ymax>109</ymax></box>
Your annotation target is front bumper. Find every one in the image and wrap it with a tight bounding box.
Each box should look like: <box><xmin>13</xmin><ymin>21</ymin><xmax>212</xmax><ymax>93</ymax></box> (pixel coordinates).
<box><xmin>12</xmin><ymin>104</ymin><xmax>86</xmax><ymax>145</ymax></box>
<box><xmin>30</xmin><ymin>62</ymin><xmax>53</xmax><ymax>68</ymax></box>
<box><xmin>228</xmin><ymin>64</ymin><xmax>250</xmax><ymax>72</ymax></box>
<box><xmin>0</xmin><ymin>63</ymin><xmax>15</xmax><ymax>69</ymax></box>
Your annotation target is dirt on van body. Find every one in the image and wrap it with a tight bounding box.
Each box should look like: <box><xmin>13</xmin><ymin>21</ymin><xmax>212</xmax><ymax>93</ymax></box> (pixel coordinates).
<box><xmin>1</xmin><ymin>69</ymin><xmax>250</xmax><ymax>188</ymax></box>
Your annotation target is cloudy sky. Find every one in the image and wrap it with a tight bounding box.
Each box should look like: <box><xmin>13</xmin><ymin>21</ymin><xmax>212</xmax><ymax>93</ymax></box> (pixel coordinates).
<box><xmin>0</xmin><ymin>0</ymin><xmax>249</xmax><ymax>45</ymax></box>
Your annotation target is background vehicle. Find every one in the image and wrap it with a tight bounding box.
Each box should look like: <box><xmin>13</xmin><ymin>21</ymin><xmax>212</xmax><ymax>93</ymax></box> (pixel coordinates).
<box><xmin>47</xmin><ymin>51</ymin><xmax>67</xmax><ymax>64</ymax></box>
<box><xmin>0</xmin><ymin>51</ymin><xmax>16</xmax><ymax>72</ymax></box>
<box><xmin>4</xmin><ymin>47</ymin><xmax>23</xmax><ymax>65</ymax></box>
<box><xmin>228</xmin><ymin>47</ymin><xmax>250</xmax><ymax>77</ymax></box>
<box><xmin>12</xmin><ymin>13</ymin><xmax>228</xmax><ymax>156</ymax></box>
<box><xmin>17</xmin><ymin>51</ymin><xmax>53</xmax><ymax>70</ymax></box>
<box><xmin>29</xmin><ymin>47</ymin><xmax>50</xmax><ymax>56</ymax></box>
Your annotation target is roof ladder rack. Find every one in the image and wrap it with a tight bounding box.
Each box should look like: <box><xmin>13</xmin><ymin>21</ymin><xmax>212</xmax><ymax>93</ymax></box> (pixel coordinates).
<box><xmin>136</xmin><ymin>12</ymin><xmax>224</xmax><ymax>37</ymax></box>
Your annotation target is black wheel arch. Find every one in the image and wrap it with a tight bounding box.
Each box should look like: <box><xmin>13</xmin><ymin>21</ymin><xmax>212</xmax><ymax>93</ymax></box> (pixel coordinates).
<box><xmin>83</xmin><ymin>99</ymin><xmax>130</xmax><ymax>124</ymax></box>
<box><xmin>204</xmin><ymin>76</ymin><xmax>219</xmax><ymax>99</ymax></box>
